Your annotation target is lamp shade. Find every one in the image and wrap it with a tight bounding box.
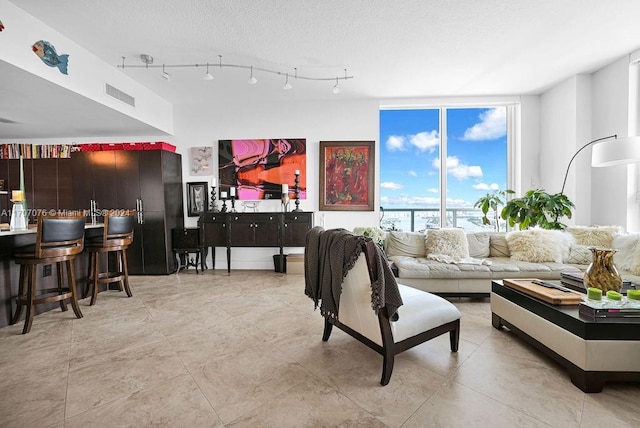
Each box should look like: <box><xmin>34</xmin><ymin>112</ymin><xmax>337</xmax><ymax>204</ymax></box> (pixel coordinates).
<box><xmin>592</xmin><ymin>136</ymin><xmax>640</xmax><ymax>167</ymax></box>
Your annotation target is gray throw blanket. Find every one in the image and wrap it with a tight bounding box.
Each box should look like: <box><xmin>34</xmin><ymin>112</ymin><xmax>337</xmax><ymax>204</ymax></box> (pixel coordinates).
<box><xmin>305</xmin><ymin>227</ymin><xmax>403</xmax><ymax>320</ymax></box>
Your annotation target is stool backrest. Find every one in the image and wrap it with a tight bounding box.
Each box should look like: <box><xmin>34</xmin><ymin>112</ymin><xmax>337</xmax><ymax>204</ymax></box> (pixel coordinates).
<box><xmin>37</xmin><ymin>213</ymin><xmax>86</xmax><ymax>258</ymax></box>
<box><xmin>102</xmin><ymin>210</ymin><xmax>135</xmax><ymax>247</ymax></box>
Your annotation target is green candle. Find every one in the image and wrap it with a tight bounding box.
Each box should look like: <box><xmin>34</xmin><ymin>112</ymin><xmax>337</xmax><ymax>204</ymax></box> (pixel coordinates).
<box><xmin>627</xmin><ymin>290</ymin><xmax>640</xmax><ymax>301</ymax></box>
<box><xmin>606</xmin><ymin>290</ymin><xmax>622</xmax><ymax>301</ymax></box>
<box><xmin>587</xmin><ymin>287</ymin><xmax>602</xmax><ymax>301</ymax></box>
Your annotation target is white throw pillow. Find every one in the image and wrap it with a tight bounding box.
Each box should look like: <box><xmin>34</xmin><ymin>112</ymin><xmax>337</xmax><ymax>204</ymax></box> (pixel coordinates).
<box><xmin>385</xmin><ymin>231</ymin><xmax>426</xmax><ymax>258</ymax></box>
<box><xmin>506</xmin><ymin>229</ymin><xmax>573</xmax><ymax>263</ymax></box>
<box><xmin>613</xmin><ymin>233</ymin><xmax>640</xmax><ymax>274</ymax></box>
<box><xmin>425</xmin><ymin>228</ymin><xmax>470</xmax><ymax>259</ymax></box>
<box><xmin>567</xmin><ymin>225</ymin><xmax>622</xmax><ymax>248</ymax></box>
<box><xmin>467</xmin><ymin>232</ymin><xmax>491</xmax><ymax>258</ymax></box>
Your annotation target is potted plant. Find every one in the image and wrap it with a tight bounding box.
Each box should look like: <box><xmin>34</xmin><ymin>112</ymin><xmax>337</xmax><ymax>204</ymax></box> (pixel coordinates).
<box><xmin>474</xmin><ymin>189</ymin><xmax>514</xmax><ymax>232</ymax></box>
<box><xmin>500</xmin><ymin>189</ymin><xmax>575</xmax><ymax>230</ymax></box>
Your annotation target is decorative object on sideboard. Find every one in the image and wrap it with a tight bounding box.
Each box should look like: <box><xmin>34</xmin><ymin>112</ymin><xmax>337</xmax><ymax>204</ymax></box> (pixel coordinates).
<box><xmin>209</xmin><ymin>185</ymin><xmax>219</xmax><ymax>212</ymax></box>
<box><xmin>119</xmin><ymin>55</ymin><xmax>353</xmax><ymax>93</ymax></box>
<box><xmin>583</xmin><ymin>247</ymin><xmax>623</xmax><ymax>293</ymax></box>
<box><xmin>220</xmin><ymin>190</ymin><xmax>228</xmax><ymax>213</ymax></box>
<box><xmin>186</xmin><ymin>182</ymin><xmax>208</xmax><ymax>217</ymax></box>
<box><xmin>229</xmin><ymin>186</ymin><xmax>237</xmax><ymax>213</ymax></box>
<box><xmin>293</xmin><ymin>169</ymin><xmax>302</xmax><ymax>212</ymax></box>
<box><xmin>281</xmin><ymin>184</ymin><xmax>290</xmax><ymax>212</ymax></box>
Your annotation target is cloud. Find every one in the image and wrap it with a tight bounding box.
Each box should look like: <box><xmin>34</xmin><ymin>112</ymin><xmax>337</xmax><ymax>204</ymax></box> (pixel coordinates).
<box><xmin>473</xmin><ymin>182</ymin><xmax>500</xmax><ymax>190</ymax></box>
<box><xmin>380</xmin><ymin>181</ymin><xmax>403</xmax><ymax>190</ymax></box>
<box><xmin>409</xmin><ymin>130</ymin><xmax>439</xmax><ymax>152</ymax></box>
<box><xmin>462</xmin><ymin>107</ymin><xmax>506</xmax><ymax>141</ymax></box>
<box><xmin>408</xmin><ymin>170</ymin><xmax>418</xmax><ymax>177</ymax></box>
<box><xmin>432</xmin><ymin>156</ymin><xmax>483</xmax><ymax>180</ymax></box>
<box><xmin>427</xmin><ymin>188</ymin><xmax>439</xmax><ymax>194</ymax></box>
<box><xmin>386</xmin><ymin>135</ymin><xmax>406</xmax><ymax>151</ymax></box>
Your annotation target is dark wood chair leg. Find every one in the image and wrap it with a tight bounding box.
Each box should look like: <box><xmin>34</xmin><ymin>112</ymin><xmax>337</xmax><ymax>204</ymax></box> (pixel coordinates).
<box><xmin>11</xmin><ymin>265</ymin><xmax>26</xmax><ymax>325</ymax></box>
<box><xmin>450</xmin><ymin>324</ymin><xmax>460</xmax><ymax>352</ymax></box>
<box><xmin>381</xmin><ymin>349</ymin><xmax>394</xmax><ymax>386</ymax></box>
<box><xmin>67</xmin><ymin>259</ymin><xmax>83</xmax><ymax>319</ymax></box>
<box><xmin>322</xmin><ymin>318</ymin><xmax>333</xmax><ymax>341</ymax></box>
<box><xmin>85</xmin><ymin>252</ymin><xmax>94</xmax><ymax>299</ymax></box>
<box><xmin>56</xmin><ymin>262</ymin><xmax>67</xmax><ymax>312</ymax></box>
<box><xmin>23</xmin><ymin>265</ymin><xmax>37</xmax><ymax>334</ymax></box>
<box><xmin>121</xmin><ymin>248</ymin><xmax>132</xmax><ymax>297</ymax></box>
<box><xmin>90</xmin><ymin>251</ymin><xmax>99</xmax><ymax>306</ymax></box>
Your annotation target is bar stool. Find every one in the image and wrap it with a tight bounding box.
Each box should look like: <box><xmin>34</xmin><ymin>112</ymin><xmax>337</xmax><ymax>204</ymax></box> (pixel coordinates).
<box><xmin>11</xmin><ymin>213</ymin><xmax>86</xmax><ymax>334</ymax></box>
<box><xmin>85</xmin><ymin>210</ymin><xmax>135</xmax><ymax>305</ymax></box>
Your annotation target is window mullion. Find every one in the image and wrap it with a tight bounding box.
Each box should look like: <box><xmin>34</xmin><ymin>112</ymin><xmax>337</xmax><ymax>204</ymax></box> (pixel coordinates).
<box><xmin>440</xmin><ymin>107</ymin><xmax>447</xmax><ymax>228</ymax></box>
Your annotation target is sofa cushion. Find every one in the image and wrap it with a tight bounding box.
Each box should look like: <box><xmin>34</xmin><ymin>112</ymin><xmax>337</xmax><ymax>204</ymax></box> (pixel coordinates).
<box><xmin>425</xmin><ymin>228</ymin><xmax>469</xmax><ymax>259</ymax></box>
<box><xmin>613</xmin><ymin>233</ymin><xmax>640</xmax><ymax>275</ymax></box>
<box><xmin>506</xmin><ymin>229</ymin><xmax>573</xmax><ymax>263</ymax></box>
<box><xmin>564</xmin><ymin>244</ymin><xmax>592</xmax><ymax>265</ymax></box>
<box><xmin>467</xmin><ymin>232</ymin><xmax>491</xmax><ymax>258</ymax></box>
<box><xmin>489</xmin><ymin>233</ymin><xmax>510</xmax><ymax>257</ymax></box>
<box><xmin>566</xmin><ymin>225</ymin><xmax>622</xmax><ymax>248</ymax></box>
<box><xmin>385</xmin><ymin>231</ymin><xmax>426</xmax><ymax>258</ymax></box>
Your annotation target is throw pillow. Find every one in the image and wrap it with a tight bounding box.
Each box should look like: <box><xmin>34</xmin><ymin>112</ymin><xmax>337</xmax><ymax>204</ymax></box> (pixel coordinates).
<box><xmin>506</xmin><ymin>229</ymin><xmax>572</xmax><ymax>263</ymax></box>
<box><xmin>613</xmin><ymin>233</ymin><xmax>640</xmax><ymax>274</ymax></box>
<box><xmin>566</xmin><ymin>225</ymin><xmax>623</xmax><ymax>248</ymax></box>
<box><xmin>425</xmin><ymin>228</ymin><xmax>470</xmax><ymax>259</ymax></box>
<box><xmin>467</xmin><ymin>232</ymin><xmax>491</xmax><ymax>258</ymax></box>
<box><xmin>385</xmin><ymin>231</ymin><xmax>426</xmax><ymax>258</ymax></box>
<box><xmin>565</xmin><ymin>244</ymin><xmax>592</xmax><ymax>265</ymax></box>
<box><xmin>489</xmin><ymin>233</ymin><xmax>511</xmax><ymax>257</ymax></box>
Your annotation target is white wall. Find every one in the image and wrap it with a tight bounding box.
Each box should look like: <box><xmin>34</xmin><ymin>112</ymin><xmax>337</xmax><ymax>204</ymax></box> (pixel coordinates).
<box><xmin>591</xmin><ymin>56</ymin><xmax>634</xmax><ymax>229</ymax></box>
<box><xmin>173</xmin><ymin>98</ymin><xmax>381</xmax><ymax>269</ymax></box>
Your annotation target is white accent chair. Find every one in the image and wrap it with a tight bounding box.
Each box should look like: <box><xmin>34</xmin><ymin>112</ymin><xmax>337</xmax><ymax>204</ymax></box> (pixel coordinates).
<box><xmin>321</xmin><ymin>246</ymin><xmax>462</xmax><ymax>385</ymax></box>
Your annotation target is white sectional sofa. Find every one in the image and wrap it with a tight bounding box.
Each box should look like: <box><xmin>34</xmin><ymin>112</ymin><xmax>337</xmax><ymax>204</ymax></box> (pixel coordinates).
<box><xmin>384</xmin><ymin>226</ymin><xmax>640</xmax><ymax>297</ymax></box>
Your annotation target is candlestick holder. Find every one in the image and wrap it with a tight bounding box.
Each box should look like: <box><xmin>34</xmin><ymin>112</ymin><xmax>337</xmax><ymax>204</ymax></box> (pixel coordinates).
<box><xmin>293</xmin><ymin>172</ymin><xmax>302</xmax><ymax>212</ymax></box>
<box><xmin>230</xmin><ymin>196</ymin><xmax>237</xmax><ymax>212</ymax></box>
<box><xmin>281</xmin><ymin>193</ymin><xmax>290</xmax><ymax>212</ymax></box>
<box><xmin>210</xmin><ymin>185</ymin><xmax>219</xmax><ymax>212</ymax></box>
<box><xmin>220</xmin><ymin>198</ymin><xmax>228</xmax><ymax>213</ymax></box>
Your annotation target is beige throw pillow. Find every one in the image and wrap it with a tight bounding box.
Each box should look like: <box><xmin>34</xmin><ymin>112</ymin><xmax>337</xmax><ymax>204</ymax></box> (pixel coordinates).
<box><xmin>385</xmin><ymin>231</ymin><xmax>426</xmax><ymax>258</ymax></box>
<box><xmin>506</xmin><ymin>229</ymin><xmax>573</xmax><ymax>263</ymax></box>
<box><xmin>567</xmin><ymin>225</ymin><xmax>622</xmax><ymax>248</ymax></box>
<box><xmin>467</xmin><ymin>232</ymin><xmax>491</xmax><ymax>258</ymax></box>
<box><xmin>489</xmin><ymin>233</ymin><xmax>510</xmax><ymax>257</ymax></box>
<box><xmin>425</xmin><ymin>228</ymin><xmax>469</xmax><ymax>259</ymax></box>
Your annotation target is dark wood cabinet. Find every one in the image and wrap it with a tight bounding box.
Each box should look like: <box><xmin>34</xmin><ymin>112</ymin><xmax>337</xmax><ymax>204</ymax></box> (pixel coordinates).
<box><xmin>200</xmin><ymin>211</ymin><xmax>313</xmax><ymax>272</ymax></box>
<box><xmin>71</xmin><ymin>150</ymin><xmax>184</xmax><ymax>274</ymax></box>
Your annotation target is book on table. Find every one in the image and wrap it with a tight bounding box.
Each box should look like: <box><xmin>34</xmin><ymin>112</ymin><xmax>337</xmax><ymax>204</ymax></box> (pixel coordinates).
<box><xmin>578</xmin><ymin>299</ymin><xmax>640</xmax><ymax>321</ymax></box>
<box><xmin>560</xmin><ymin>272</ymin><xmax>636</xmax><ymax>294</ymax></box>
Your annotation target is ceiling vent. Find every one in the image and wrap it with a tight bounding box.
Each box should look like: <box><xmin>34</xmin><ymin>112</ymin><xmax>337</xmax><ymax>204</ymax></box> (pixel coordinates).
<box><xmin>105</xmin><ymin>83</ymin><xmax>135</xmax><ymax>107</ymax></box>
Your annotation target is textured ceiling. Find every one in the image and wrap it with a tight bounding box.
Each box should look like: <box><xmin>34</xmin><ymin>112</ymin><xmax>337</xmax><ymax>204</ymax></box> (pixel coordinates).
<box><xmin>3</xmin><ymin>0</ymin><xmax>640</xmax><ymax>138</ymax></box>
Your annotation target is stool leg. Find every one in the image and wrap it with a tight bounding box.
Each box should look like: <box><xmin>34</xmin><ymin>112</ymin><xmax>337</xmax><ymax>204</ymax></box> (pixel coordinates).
<box><xmin>115</xmin><ymin>251</ymin><xmax>124</xmax><ymax>292</ymax></box>
<box><xmin>10</xmin><ymin>264</ymin><xmax>26</xmax><ymax>325</ymax></box>
<box><xmin>85</xmin><ymin>252</ymin><xmax>94</xmax><ymax>299</ymax></box>
<box><xmin>90</xmin><ymin>251</ymin><xmax>99</xmax><ymax>306</ymax></box>
<box><xmin>56</xmin><ymin>262</ymin><xmax>68</xmax><ymax>312</ymax></box>
<box><xmin>67</xmin><ymin>259</ymin><xmax>83</xmax><ymax>319</ymax></box>
<box><xmin>22</xmin><ymin>265</ymin><xmax>37</xmax><ymax>334</ymax></box>
<box><xmin>121</xmin><ymin>248</ymin><xmax>132</xmax><ymax>298</ymax></box>
<box><xmin>195</xmin><ymin>252</ymin><xmax>200</xmax><ymax>274</ymax></box>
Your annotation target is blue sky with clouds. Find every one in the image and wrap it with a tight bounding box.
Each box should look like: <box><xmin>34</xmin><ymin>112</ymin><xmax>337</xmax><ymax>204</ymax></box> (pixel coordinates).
<box><xmin>379</xmin><ymin>107</ymin><xmax>507</xmax><ymax>208</ymax></box>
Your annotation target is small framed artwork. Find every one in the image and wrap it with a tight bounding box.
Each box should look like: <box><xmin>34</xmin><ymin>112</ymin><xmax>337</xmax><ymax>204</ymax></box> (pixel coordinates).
<box><xmin>187</xmin><ymin>182</ymin><xmax>208</xmax><ymax>217</ymax></box>
<box><xmin>319</xmin><ymin>141</ymin><xmax>375</xmax><ymax>211</ymax></box>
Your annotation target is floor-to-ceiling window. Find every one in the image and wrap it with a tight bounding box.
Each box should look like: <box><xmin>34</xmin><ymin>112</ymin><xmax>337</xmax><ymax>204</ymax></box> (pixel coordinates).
<box><xmin>380</xmin><ymin>106</ymin><xmax>510</xmax><ymax>232</ymax></box>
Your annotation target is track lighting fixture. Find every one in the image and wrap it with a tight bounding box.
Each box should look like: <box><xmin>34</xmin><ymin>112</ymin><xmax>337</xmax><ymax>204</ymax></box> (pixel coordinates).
<box><xmin>161</xmin><ymin>64</ymin><xmax>170</xmax><ymax>81</ymax></box>
<box><xmin>248</xmin><ymin>66</ymin><xmax>258</xmax><ymax>84</ymax></box>
<box><xmin>121</xmin><ymin>55</ymin><xmax>353</xmax><ymax>91</ymax></box>
<box><xmin>332</xmin><ymin>77</ymin><xmax>341</xmax><ymax>94</ymax></box>
<box><xmin>204</xmin><ymin>62</ymin><xmax>214</xmax><ymax>80</ymax></box>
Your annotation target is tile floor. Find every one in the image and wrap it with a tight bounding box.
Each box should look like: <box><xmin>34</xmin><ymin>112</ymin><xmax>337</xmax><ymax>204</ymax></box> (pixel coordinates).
<box><xmin>0</xmin><ymin>270</ymin><xmax>638</xmax><ymax>427</ymax></box>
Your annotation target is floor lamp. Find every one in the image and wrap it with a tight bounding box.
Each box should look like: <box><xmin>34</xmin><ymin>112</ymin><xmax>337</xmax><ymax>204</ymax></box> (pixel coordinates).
<box><xmin>561</xmin><ymin>135</ymin><xmax>640</xmax><ymax>194</ymax></box>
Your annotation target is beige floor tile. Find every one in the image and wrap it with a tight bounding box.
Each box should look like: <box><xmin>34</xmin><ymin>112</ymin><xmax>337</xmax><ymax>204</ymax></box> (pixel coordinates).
<box><xmin>64</xmin><ymin>373</ymin><xmax>223</xmax><ymax>427</ymax></box>
<box><xmin>1</xmin><ymin>270</ymin><xmax>637</xmax><ymax>426</ymax></box>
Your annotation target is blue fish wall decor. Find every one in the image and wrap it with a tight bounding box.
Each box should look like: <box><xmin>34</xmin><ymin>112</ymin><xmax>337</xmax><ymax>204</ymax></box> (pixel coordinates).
<box><xmin>32</xmin><ymin>40</ymin><xmax>69</xmax><ymax>74</ymax></box>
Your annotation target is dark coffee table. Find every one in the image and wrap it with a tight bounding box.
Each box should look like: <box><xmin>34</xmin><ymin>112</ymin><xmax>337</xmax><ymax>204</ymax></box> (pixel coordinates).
<box><xmin>491</xmin><ymin>280</ymin><xmax>640</xmax><ymax>392</ymax></box>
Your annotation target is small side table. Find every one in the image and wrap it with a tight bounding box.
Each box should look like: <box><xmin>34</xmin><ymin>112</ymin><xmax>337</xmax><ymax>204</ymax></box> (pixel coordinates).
<box><xmin>172</xmin><ymin>228</ymin><xmax>206</xmax><ymax>274</ymax></box>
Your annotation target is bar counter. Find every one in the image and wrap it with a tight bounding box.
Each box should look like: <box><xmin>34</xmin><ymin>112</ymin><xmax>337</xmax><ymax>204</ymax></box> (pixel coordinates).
<box><xmin>0</xmin><ymin>223</ymin><xmax>104</xmax><ymax>329</ymax></box>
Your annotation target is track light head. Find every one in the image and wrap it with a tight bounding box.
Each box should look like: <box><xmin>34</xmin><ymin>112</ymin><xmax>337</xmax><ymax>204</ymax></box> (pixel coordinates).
<box><xmin>161</xmin><ymin>64</ymin><xmax>170</xmax><ymax>81</ymax></box>
<box><xmin>248</xmin><ymin>66</ymin><xmax>257</xmax><ymax>84</ymax></box>
<box><xmin>332</xmin><ymin>77</ymin><xmax>340</xmax><ymax>94</ymax></box>
<box><xmin>204</xmin><ymin>63</ymin><xmax>214</xmax><ymax>80</ymax></box>
<box><xmin>283</xmin><ymin>73</ymin><xmax>292</xmax><ymax>90</ymax></box>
